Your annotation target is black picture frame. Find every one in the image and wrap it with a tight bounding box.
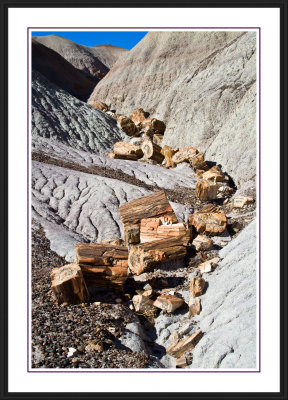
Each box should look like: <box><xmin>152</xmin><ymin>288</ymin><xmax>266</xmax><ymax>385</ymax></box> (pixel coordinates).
<box><xmin>1</xmin><ymin>0</ymin><xmax>287</xmax><ymax>399</ymax></box>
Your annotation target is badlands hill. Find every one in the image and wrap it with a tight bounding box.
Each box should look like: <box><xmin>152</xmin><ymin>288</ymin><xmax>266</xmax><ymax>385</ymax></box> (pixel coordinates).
<box><xmin>33</xmin><ymin>34</ymin><xmax>128</xmax><ymax>81</ymax></box>
<box><xmin>88</xmin><ymin>31</ymin><xmax>256</xmax><ymax>187</ymax></box>
<box><xmin>32</xmin><ymin>40</ymin><xmax>96</xmax><ymax>101</ymax></box>
<box><xmin>32</xmin><ymin>69</ymin><xmax>125</xmax><ymax>153</ymax></box>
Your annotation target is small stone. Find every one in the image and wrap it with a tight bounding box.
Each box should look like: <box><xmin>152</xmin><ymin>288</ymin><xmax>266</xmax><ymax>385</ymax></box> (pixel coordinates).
<box><xmin>199</xmin><ymin>257</ymin><xmax>220</xmax><ymax>273</ymax></box>
<box><xmin>195</xmin><ymin>179</ymin><xmax>218</xmax><ymax>201</ymax></box>
<box><xmin>67</xmin><ymin>347</ymin><xmax>77</xmax><ymax>357</ymax></box>
<box><xmin>115</xmin><ymin>298</ymin><xmax>122</xmax><ymax>303</ymax></box>
<box><xmin>202</xmin><ymin>165</ymin><xmax>225</xmax><ymax>182</ymax></box>
<box><xmin>188</xmin><ymin>297</ymin><xmax>201</xmax><ymax>316</ymax></box>
<box><xmin>190</xmin><ymin>152</ymin><xmax>208</xmax><ymax>171</ymax></box>
<box><xmin>93</xmin><ymin>301</ymin><xmax>101</xmax><ymax>306</ymax></box>
<box><xmin>170</xmin><ymin>331</ymin><xmax>180</xmax><ymax>345</ymax></box>
<box><xmin>142</xmin><ymin>289</ymin><xmax>154</xmax><ymax>298</ymax></box>
<box><xmin>132</xmin><ymin>294</ymin><xmax>156</xmax><ymax>313</ymax></box>
<box><xmin>143</xmin><ymin>283</ymin><xmax>153</xmax><ymax>291</ymax></box>
<box><xmin>192</xmin><ymin>235</ymin><xmax>213</xmax><ymax>251</ymax></box>
<box><xmin>190</xmin><ymin>277</ymin><xmax>206</xmax><ymax>297</ymax></box>
<box><xmin>176</xmin><ymin>355</ymin><xmax>191</xmax><ymax>368</ymax></box>
<box><xmin>232</xmin><ymin>196</ymin><xmax>254</xmax><ymax>208</ymax></box>
<box><xmin>153</xmin><ymin>294</ymin><xmax>184</xmax><ymax>313</ymax></box>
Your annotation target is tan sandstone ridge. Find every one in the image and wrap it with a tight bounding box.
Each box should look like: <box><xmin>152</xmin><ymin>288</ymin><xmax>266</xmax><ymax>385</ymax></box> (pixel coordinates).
<box><xmin>33</xmin><ymin>35</ymin><xmax>128</xmax><ymax>82</ymax></box>
<box><xmin>88</xmin><ymin>31</ymin><xmax>256</xmax><ymax>187</ymax></box>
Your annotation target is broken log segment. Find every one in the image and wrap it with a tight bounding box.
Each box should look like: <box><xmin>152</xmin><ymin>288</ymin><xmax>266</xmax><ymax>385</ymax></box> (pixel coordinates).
<box><xmin>128</xmin><ymin>237</ymin><xmax>187</xmax><ymax>275</ymax></box>
<box><xmin>153</xmin><ymin>294</ymin><xmax>184</xmax><ymax>313</ymax></box>
<box><xmin>113</xmin><ymin>141</ymin><xmax>143</xmax><ymax>158</ymax></box>
<box><xmin>141</xmin><ymin>139</ymin><xmax>164</xmax><ymax>163</ymax></box>
<box><xmin>161</xmin><ymin>145</ymin><xmax>179</xmax><ymax>168</ymax></box>
<box><xmin>166</xmin><ymin>330</ymin><xmax>203</xmax><ymax>358</ymax></box>
<box><xmin>195</xmin><ymin>179</ymin><xmax>218</xmax><ymax>201</ymax></box>
<box><xmin>50</xmin><ymin>263</ymin><xmax>89</xmax><ymax>305</ymax></box>
<box><xmin>119</xmin><ymin>190</ymin><xmax>178</xmax><ymax>226</ymax></box>
<box><xmin>75</xmin><ymin>243</ymin><xmax>128</xmax><ymax>265</ymax></box>
<box><xmin>79</xmin><ymin>260</ymin><xmax>128</xmax><ymax>292</ymax></box>
<box><xmin>190</xmin><ymin>211</ymin><xmax>227</xmax><ymax>236</ymax></box>
<box><xmin>140</xmin><ymin>219</ymin><xmax>191</xmax><ymax>244</ymax></box>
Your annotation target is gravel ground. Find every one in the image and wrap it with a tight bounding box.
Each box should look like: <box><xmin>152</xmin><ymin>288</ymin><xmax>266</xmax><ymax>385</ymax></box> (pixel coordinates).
<box><xmin>31</xmin><ymin>223</ymin><xmax>152</xmax><ymax>369</ymax></box>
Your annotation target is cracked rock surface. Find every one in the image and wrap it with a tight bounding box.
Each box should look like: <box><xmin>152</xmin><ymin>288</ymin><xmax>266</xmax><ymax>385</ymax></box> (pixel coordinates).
<box><xmin>152</xmin><ymin>219</ymin><xmax>256</xmax><ymax>368</ymax></box>
<box><xmin>32</xmin><ymin>161</ymin><xmax>191</xmax><ymax>261</ymax></box>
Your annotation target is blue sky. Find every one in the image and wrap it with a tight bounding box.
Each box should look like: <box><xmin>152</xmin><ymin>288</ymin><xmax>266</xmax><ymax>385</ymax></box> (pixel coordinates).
<box><xmin>31</xmin><ymin>31</ymin><xmax>148</xmax><ymax>50</ymax></box>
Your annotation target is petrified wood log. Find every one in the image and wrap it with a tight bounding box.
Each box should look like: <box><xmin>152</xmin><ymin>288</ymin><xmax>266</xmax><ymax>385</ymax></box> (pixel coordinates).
<box><xmin>79</xmin><ymin>260</ymin><xmax>128</xmax><ymax>291</ymax></box>
<box><xmin>113</xmin><ymin>141</ymin><xmax>143</xmax><ymax>158</ymax></box>
<box><xmin>195</xmin><ymin>179</ymin><xmax>218</xmax><ymax>201</ymax></box>
<box><xmin>140</xmin><ymin>219</ymin><xmax>191</xmax><ymax>244</ymax></box>
<box><xmin>189</xmin><ymin>211</ymin><xmax>227</xmax><ymax>236</ymax></box>
<box><xmin>141</xmin><ymin>118</ymin><xmax>166</xmax><ymax>134</ymax></box>
<box><xmin>50</xmin><ymin>263</ymin><xmax>89</xmax><ymax>305</ymax></box>
<box><xmin>75</xmin><ymin>243</ymin><xmax>128</xmax><ymax>265</ymax></box>
<box><xmin>172</xmin><ymin>145</ymin><xmax>198</xmax><ymax>165</ymax></box>
<box><xmin>119</xmin><ymin>190</ymin><xmax>177</xmax><ymax>226</ymax></box>
<box><xmin>141</xmin><ymin>139</ymin><xmax>164</xmax><ymax>163</ymax></box>
<box><xmin>166</xmin><ymin>330</ymin><xmax>203</xmax><ymax>358</ymax></box>
<box><xmin>128</xmin><ymin>237</ymin><xmax>187</xmax><ymax>275</ymax></box>
<box><xmin>153</xmin><ymin>294</ymin><xmax>184</xmax><ymax>313</ymax></box>
<box><xmin>161</xmin><ymin>145</ymin><xmax>179</xmax><ymax>168</ymax></box>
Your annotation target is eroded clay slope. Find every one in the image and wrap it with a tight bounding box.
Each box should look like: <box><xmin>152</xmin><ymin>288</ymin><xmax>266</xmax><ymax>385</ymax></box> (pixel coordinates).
<box><xmin>89</xmin><ymin>31</ymin><xmax>256</xmax><ymax>186</ymax></box>
<box><xmin>32</xmin><ymin>40</ymin><xmax>96</xmax><ymax>101</ymax></box>
<box><xmin>32</xmin><ymin>70</ymin><xmax>125</xmax><ymax>154</ymax></box>
<box><xmin>34</xmin><ymin>35</ymin><xmax>127</xmax><ymax>81</ymax></box>
<box><xmin>154</xmin><ymin>219</ymin><xmax>256</xmax><ymax>369</ymax></box>
<box><xmin>191</xmin><ymin>219</ymin><xmax>257</xmax><ymax>368</ymax></box>
<box><xmin>32</xmin><ymin>137</ymin><xmax>198</xmax><ymax>190</ymax></box>
<box><xmin>32</xmin><ymin>161</ymin><xmax>191</xmax><ymax>261</ymax></box>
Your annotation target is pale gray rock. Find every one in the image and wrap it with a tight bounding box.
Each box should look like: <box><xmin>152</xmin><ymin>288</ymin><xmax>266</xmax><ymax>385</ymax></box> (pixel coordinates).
<box><xmin>190</xmin><ymin>219</ymin><xmax>257</xmax><ymax>368</ymax></box>
<box><xmin>32</xmin><ymin>70</ymin><xmax>125</xmax><ymax>154</ymax></box>
<box><xmin>151</xmin><ymin>219</ymin><xmax>256</xmax><ymax>368</ymax></box>
<box><xmin>120</xmin><ymin>321</ymin><xmax>148</xmax><ymax>354</ymax></box>
<box><xmin>89</xmin><ymin>31</ymin><xmax>256</xmax><ymax>187</ymax></box>
<box><xmin>32</xmin><ymin>161</ymin><xmax>191</xmax><ymax>261</ymax></box>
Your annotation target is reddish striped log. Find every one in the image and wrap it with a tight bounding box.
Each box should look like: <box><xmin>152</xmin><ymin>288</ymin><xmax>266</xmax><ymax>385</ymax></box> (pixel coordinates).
<box><xmin>140</xmin><ymin>219</ymin><xmax>191</xmax><ymax>244</ymax></box>
<box><xmin>128</xmin><ymin>237</ymin><xmax>187</xmax><ymax>275</ymax></box>
<box><xmin>113</xmin><ymin>141</ymin><xmax>143</xmax><ymax>158</ymax></box>
<box><xmin>79</xmin><ymin>260</ymin><xmax>128</xmax><ymax>291</ymax></box>
<box><xmin>141</xmin><ymin>140</ymin><xmax>164</xmax><ymax>163</ymax></box>
<box><xmin>119</xmin><ymin>190</ymin><xmax>177</xmax><ymax>226</ymax></box>
<box><xmin>75</xmin><ymin>243</ymin><xmax>128</xmax><ymax>265</ymax></box>
<box><xmin>50</xmin><ymin>263</ymin><xmax>89</xmax><ymax>305</ymax></box>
